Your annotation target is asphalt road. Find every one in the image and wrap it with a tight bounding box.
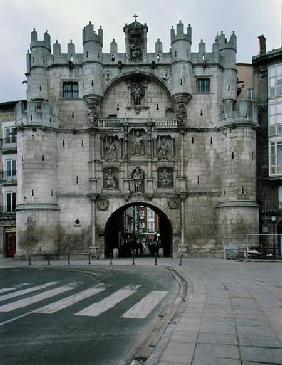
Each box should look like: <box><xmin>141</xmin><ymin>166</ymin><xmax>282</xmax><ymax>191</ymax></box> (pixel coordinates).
<box><xmin>0</xmin><ymin>265</ymin><xmax>178</xmax><ymax>365</ymax></box>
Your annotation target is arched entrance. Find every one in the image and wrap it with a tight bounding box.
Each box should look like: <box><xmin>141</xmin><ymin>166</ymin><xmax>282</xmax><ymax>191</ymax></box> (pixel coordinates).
<box><xmin>104</xmin><ymin>202</ymin><xmax>173</xmax><ymax>258</ymax></box>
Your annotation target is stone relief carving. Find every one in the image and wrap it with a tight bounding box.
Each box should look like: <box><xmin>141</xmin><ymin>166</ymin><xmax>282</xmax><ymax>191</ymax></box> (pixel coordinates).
<box><xmin>129</xmin><ymin>129</ymin><xmax>146</xmax><ymax>157</ymax></box>
<box><xmin>157</xmin><ymin>136</ymin><xmax>173</xmax><ymax>160</ymax></box>
<box><xmin>173</xmin><ymin>94</ymin><xmax>191</xmax><ymax>128</ymax></box>
<box><xmin>131</xmin><ymin>166</ymin><xmax>145</xmax><ymax>193</ymax></box>
<box><xmin>167</xmin><ymin>197</ymin><xmax>180</xmax><ymax>209</ymax></box>
<box><xmin>103</xmin><ymin>136</ymin><xmax>120</xmax><ymax>161</ymax></box>
<box><xmin>97</xmin><ymin>198</ymin><xmax>109</xmax><ymax>211</ymax></box>
<box><xmin>85</xmin><ymin>96</ymin><xmax>102</xmax><ymax>122</ymax></box>
<box><xmin>158</xmin><ymin>167</ymin><xmax>173</xmax><ymax>188</ymax></box>
<box><xmin>103</xmin><ymin>167</ymin><xmax>119</xmax><ymax>190</ymax></box>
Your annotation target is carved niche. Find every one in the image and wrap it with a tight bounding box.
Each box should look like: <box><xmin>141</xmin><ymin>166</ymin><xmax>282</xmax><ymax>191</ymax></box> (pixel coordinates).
<box><xmin>127</xmin><ymin>77</ymin><xmax>148</xmax><ymax>112</ymax></box>
<box><xmin>103</xmin><ymin>167</ymin><xmax>119</xmax><ymax>190</ymax></box>
<box><xmin>102</xmin><ymin>135</ymin><xmax>120</xmax><ymax>161</ymax></box>
<box><xmin>156</xmin><ymin>136</ymin><xmax>174</xmax><ymax>160</ymax></box>
<box><xmin>124</xmin><ymin>21</ymin><xmax>147</xmax><ymax>62</ymax></box>
<box><xmin>129</xmin><ymin>129</ymin><xmax>146</xmax><ymax>157</ymax></box>
<box><xmin>157</xmin><ymin>167</ymin><xmax>173</xmax><ymax>189</ymax></box>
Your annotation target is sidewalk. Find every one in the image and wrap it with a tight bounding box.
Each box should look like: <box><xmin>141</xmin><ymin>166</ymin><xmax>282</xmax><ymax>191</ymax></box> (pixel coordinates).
<box><xmin>148</xmin><ymin>258</ymin><xmax>282</xmax><ymax>365</ymax></box>
<box><xmin>1</xmin><ymin>257</ymin><xmax>282</xmax><ymax>364</ymax></box>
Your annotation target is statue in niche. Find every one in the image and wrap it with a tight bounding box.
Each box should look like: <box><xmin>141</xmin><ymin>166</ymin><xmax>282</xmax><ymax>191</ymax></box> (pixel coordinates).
<box><xmin>158</xmin><ymin>137</ymin><xmax>170</xmax><ymax>159</ymax></box>
<box><xmin>131</xmin><ymin>82</ymin><xmax>145</xmax><ymax>106</ymax></box>
<box><xmin>104</xmin><ymin>168</ymin><xmax>118</xmax><ymax>190</ymax></box>
<box><xmin>131</xmin><ymin>43</ymin><xmax>142</xmax><ymax>62</ymax></box>
<box><xmin>158</xmin><ymin>167</ymin><xmax>173</xmax><ymax>188</ymax></box>
<box><xmin>129</xmin><ymin>129</ymin><xmax>146</xmax><ymax>156</ymax></box>
<box><xmin>134</xmin><ymin>129</ymin><xmax>145</xmax><ymax>155</ymax></box>
<box><xmin>132</xmin><ymin>167</ymin><xmax>145</xmax><ymax>193</ymax></box>
<box><xmin>104</xmin><ymin>136</ymin><xmax>118</xmax><ymax>161</ymax></box>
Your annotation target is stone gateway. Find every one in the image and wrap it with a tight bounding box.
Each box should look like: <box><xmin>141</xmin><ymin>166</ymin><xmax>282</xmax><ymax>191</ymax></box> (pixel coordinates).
<box><xmin>15</xmin><ymin>18</ymin><xmax>258</xmax><ymax>258</ymax></box>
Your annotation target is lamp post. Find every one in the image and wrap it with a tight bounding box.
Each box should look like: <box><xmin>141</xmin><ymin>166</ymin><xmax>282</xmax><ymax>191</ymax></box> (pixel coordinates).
<box><xmin>271</xmin><ymin>215</ymin><xmax>277</xmax><ymax>258</ymax></box>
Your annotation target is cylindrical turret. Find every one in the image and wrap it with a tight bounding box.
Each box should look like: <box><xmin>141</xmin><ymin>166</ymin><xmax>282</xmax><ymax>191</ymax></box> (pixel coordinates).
<box><xmin>28</xmin><ymin>29</ymin><xmax>51</xmax><ymax>101</ymax></box>
<box><xmin>68</xmin><ymin>40</ymin><xmax>75</xmax><ymax>58</ymax></box>
<box><xmin>155</xmin><ymin>38</ymin><xmax>162</xmax><ymax>54</ymax></box>
<box><xmin>16</xmin><ymin>128</ymin><xmax>59</xmax><ymax>255</ymax></box>
<box><xmin>110</xmin><ymin>39</ymin><xmax>118</xmax><ymax>55</ymax></box>
<box><xmin>53</xmin><ymin>40</ymin><xmax>61</xmax><ymax>56</ymax></box>
<box><xmin>218</xmin><ymin>31</ymin><xmax>237</xmax><ymax>115</ymax></box>
<box><xmin>82</xmin><ymin>21</ymin><xmax>103</xmax><ymax>98</ymax></box>
<box><xmin>170</xmin><ymin>21</ymin><xmax>192</xmax><ymax>97</ymax></box>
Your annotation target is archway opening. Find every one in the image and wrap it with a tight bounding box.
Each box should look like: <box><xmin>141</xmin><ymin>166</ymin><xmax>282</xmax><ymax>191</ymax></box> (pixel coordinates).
<box><xmin>104</xmin><ymin>203</ymin><xmax>172</xmax><ymax>258</ymax></box>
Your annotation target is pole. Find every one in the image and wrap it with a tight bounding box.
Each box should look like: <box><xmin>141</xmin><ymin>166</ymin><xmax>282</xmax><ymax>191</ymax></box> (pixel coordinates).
<box><xmin>179</xmin><ymin>253</ymin><xmax>183</xmax><ymax>266</ymax></box>
<box><xmin>28</xmin><ymin>251</ymin><xmax>31</xmax><ymax>266</ymax></box>
<box><xmin>132</xmin><ymin>250</ymin><xmax>135</xmax><ymax>265</ymax></box>
<box><xmin>68</xmin><ymin>245</ymin><xmax>70</xmax><ymax>265</ymax></box>
<box><xmin>110</xmin><ymin>252</ymin><xmax>113</xmax><ymax>265</ymax></box>
<box><xmin>155</xmin><ymin>252</ymin><xmax>158</xmax><ymax>265</ymax></box>
<box><xmin>88</xmin><ymin>252</ymin><xmax>91</xmax><ymax>265</ymax></box>
<box><xmin>48</xmin><ymin>255</ymin><xmax>51</xmax><ymax>265</ymax></box>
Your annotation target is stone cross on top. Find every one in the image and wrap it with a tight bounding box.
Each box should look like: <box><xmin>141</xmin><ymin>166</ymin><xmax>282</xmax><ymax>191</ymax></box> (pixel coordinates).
<box><xmin>133</xmin><ymin>14</ymin><xmax>138</xmax><ymax>22</ymax></box>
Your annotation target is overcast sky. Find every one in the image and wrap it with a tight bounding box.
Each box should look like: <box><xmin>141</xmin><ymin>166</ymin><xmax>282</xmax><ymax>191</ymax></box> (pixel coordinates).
<box><xmin>0</xmin><ymin>0</ymin><xmax>281</xmax><ymax>102</ymax></box>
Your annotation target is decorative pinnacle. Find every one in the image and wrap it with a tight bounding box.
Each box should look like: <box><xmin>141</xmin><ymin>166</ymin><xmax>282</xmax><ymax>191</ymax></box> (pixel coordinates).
<box><xmin>133</xmin><ymin>14</ymin><xmax>138</xmax><ymax>22</ymax></box>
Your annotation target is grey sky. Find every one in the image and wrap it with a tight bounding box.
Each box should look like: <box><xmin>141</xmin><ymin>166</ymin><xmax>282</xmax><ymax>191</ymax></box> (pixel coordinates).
<box><xmin>0</xmin><ymin>0</ymin><xmax>280</xmax><ymax>101</ymax></box>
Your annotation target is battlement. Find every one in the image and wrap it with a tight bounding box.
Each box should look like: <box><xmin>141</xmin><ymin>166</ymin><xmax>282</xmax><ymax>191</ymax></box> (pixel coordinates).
<box><xmin>216</xmin><ymin>31</ymin><xmax>237</xmax><ymax>52</ymax></box>
<box><xmin>170</xmin><ymin>21</ymin><xmax>192</xmax><ymax>44</ymax></box>
<box><xmin>30</xmin><ymin>29</ymin><xmax>51</xmax><ymax>51</ymax></box>
<box><xmin>83</xmin><ymin>21</ymin><xmax>103</xmax><ymax>46</ymax></box>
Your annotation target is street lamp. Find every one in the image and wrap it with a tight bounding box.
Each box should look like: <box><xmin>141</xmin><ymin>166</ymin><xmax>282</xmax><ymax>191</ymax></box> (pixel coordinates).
<box><xmin>271</xmin><ymin>215</ymin><xmax>277</xmax><ymax>258</ymax></box>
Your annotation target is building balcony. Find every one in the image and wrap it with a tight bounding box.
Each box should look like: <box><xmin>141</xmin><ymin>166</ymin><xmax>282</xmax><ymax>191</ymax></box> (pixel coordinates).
<box><xmin>0</xmin><ymin>172</ymin><xmax>17</xmax><ymax>185</ymax></box>
<box><xmin>90</xmin><ymin>118</ymin><xmax>178</xmax><ymax>129</ymax></box>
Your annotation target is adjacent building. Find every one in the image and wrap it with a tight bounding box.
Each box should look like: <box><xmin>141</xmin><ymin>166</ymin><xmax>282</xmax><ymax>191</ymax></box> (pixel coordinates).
<box><xmin>0</xmin><ymin>101</ymin><xmax>22</xmax><ymax>257</ymax></box>
<box><xmin>253</xmin><ymin>36</ymin><xmax>282</xmax><ymax>256</ymax></box>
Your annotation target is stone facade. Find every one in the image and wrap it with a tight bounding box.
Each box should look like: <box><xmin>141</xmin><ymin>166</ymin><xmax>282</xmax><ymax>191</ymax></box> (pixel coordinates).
<box><xmin>15</xmin><ymin>19</ymin><xmax>259</xmax><ymax>257</ymax></box>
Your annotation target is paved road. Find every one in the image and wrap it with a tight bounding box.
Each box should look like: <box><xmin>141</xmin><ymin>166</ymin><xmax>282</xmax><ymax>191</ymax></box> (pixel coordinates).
<box><xmin>2</xmin><ymin>258</ymin><xmax>282</xmax><ymax>365</ymax></box>
<box><xmin>0</xmin><ymin>265</ymin><xmax>178</xmax><ymax>365</ymax></box>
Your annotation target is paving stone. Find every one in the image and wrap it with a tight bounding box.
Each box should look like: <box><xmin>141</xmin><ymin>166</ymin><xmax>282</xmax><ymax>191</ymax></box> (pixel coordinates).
<box><xmin>237</xmin><ymin>326</ymin><xmax>277</xmax><ymax>338</ymax></box>
<box><xmin>159</xmin><ymin>342</ymin><xmax>195</xmax><ymax>364</ymax></box>
<box><xmin>198</xmin><ymin>333</ymin><xmax>238</xmax><ymax>346</ymax></box>
<box><xmin>193</xmin><ymin>343</ymin><xmax>240</xmax><ymax>365</ymax></box>
<box><xmin>240</xmin><ymin>346</ymin><xmax>282</xmax><ymax>363</ymax></box>
<box><xmin>199</xmin><ymin>322</ymin><xmax>236</xmax><ymax>335</ymax></box>
<box><xmin>238</xmin><ymin>335</ymin><xmax>282</xmax><ymax>347</ymax></box>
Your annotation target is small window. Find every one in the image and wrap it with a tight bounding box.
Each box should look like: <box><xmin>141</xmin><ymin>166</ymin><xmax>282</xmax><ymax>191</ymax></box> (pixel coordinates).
<box><xmin>4</xmin><ymin>127</ymin><xmax>16</xmax><ymax>144</ymax></box>
<box><xmin>196</xmin><ymin>78</ymin><xmax>210</xmax><ymax>93</ymax></box>
<box><xmin>6</xmin><ymin>160</ymin><xmax>16</xmax><ymax>181</ymax></box>
<box><xmin>6</xmin><ymin>192</ymin><xmax>16</xmax><ymax>212</ymax></box>
<box><xmin>63</xmin><ymin>82</ymin><xmax>79</xmax><ymax>99</ymax></box>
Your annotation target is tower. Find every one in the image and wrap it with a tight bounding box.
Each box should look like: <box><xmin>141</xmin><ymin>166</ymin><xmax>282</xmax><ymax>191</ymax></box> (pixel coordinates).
<box><xmin>16</xmin><ymin>29</ymin><xmax>58</xmax><ymax>255</ymax></box>
<box><xmin>82</xmin><ymin>21</ymin><xmax>104</xmax><ymax>112</ymax></box>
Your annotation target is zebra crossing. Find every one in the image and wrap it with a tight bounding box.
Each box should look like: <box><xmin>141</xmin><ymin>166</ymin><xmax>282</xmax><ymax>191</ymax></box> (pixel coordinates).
<box><xmin>0</xmin><ymin>281</ymin><xmax>167</xmax><ymax>325</ymax></box>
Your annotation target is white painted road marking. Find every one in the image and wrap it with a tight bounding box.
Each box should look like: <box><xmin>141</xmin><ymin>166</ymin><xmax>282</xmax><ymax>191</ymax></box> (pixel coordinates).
<box><xmin>33</xmin><ymin>286</ymin><xmax>105</xmax><ymax>314</ymax></box>
<box><xmin>122</xmin><ymin>291</ymin><xmax>167</xmax><ymax>319</ymax></box>
<box><xmin>0</xmin><ymin>283</ymin><xmax>30</xmax><ymax>294</ymax></box>
<box><xmin>0</xmin><ymin>282</ymin><xmax>58</xmax><ymax>302</ymax></box>
<box><xmin>0</xmin><ymin>284</ymin><xmax>75</xmax><ymax>312</ymax></box>
<box><xmin>75</xmin><ymin>285</ymin><xmax>140</xmax><ymax>317</ymax></box>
